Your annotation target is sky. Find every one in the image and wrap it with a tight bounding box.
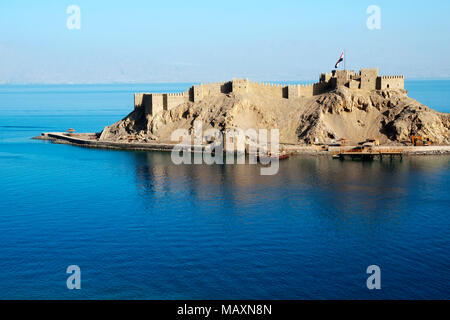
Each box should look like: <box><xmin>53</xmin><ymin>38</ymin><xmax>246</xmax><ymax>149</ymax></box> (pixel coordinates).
<box><xmin>0</xmin><ymin>0</ymin><xmax>450</xmax><ymax>84</ymax></box>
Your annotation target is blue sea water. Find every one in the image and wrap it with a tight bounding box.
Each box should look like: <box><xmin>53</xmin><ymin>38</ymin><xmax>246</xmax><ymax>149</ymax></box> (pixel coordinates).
<box><xmin>0</xmin><ymin>81</ymin><xmax>449</xmax><ymax>299</ymax></box>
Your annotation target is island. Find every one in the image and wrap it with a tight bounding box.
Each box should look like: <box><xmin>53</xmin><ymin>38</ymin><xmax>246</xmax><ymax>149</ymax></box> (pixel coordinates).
<box><xmin>36</xmin><ymin>67</ymin><xmax>450</xmax><ymax>156</ymax></box>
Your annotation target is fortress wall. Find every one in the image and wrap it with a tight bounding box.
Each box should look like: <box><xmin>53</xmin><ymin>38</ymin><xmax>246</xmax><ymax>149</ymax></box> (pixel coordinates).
<box><xmin>248</xmin><ymin>81</ymin><xmax>284</xmax><ymax>98</ymax></box>
<box><xmin>335</xmin><ymin>74</ymin><xmax>348</xmax><ymax>87</ymax></box>
<box><xmin>329</xmin><ymin>78</ymin><xmax>338</xmax><ymax>90</ymax></box>
<box><xmin>288</xmin><ymin>85</ymin><xmax>300</xmax><ymax>99</ymax></box>
<box><xmin>184</xmin><ymin>88</ymin><xmax>192</xmax><ymax>100</ymax></box>
<box><xmin>203</xmin><ymin>83</ymin><xmax>222</xmax><ymax>96</ymax></box>
<box><xmin>134</xmin><ymin>93</ymin><xmax>146</xmax><ymax>110</ymax></box>
<box><xmin>320</xmin><ymin>72</ymin><xmax>333</xmax><ymax>83</ymax></box>
<box><xmin>199</xmin><ymin>81</ymin><xmax>232</xmax><ymax>98</ymax></box>
<box><xmin>221</xmin><ymin>81</ymin><xmax>232</xmax><ymax>94</ymax></box>
<box><xmin>139</xmin><ymin>92</ymin><xmax>189</xmax><ymax>115</ymax></box>
<box><xmin>232</xmin><ymin>78</ymin><xmax>336</xmax><ymax>99</ymax></box>
<box><xmin>183</xmin><ymin>82</ymin><xmax>233</xmax><ymax>103</ymax></box>
<box><xmin>135</xmin><ymin>68</ymin><xmax>404</xmax><ymax>116</ymax></box>
<box><xmin>313</xmin><ymin>81</ymin><xmax>329</xmax><ymax>95</ymax></box>
<box><xmin>166</xmin><ymin>93</ymin><xmax>188</xmax><ymax>111</ymax></box>
<box><xmin>193</xmin><ymin>85</ymin><xmax>203</xmax><ymax>102</ymax></box>
<box><xmin>360</xmin><ymin>68</ymin><xmax>379</xmax><ymax>90</ymax></box>
<box><xmin>349</xmin><ymin>79</ymin><xmax>360</xmax><ymax>89</ymax></box>
<box><xmin>143</xmin><ymin>94</ymin><xmax>151</xmax><ymax>114</ymax></box>
<box><xmin>152</xmin><ymin>94</ymin><xmax>164</xmax><ymax>115</ymax></box>
<box><xmin>299</xmin><ymin>84</ymin><xmax>313</xmax><ymax>97</ymax></box>
<box><xmin>188</xmin><ymin>87</ymin><xmax>194</xmax><ymax>102</ymax></box>
<box><xmin>377</xmin><ymin>76</ymin><xmax>404</xmax><ymax>90</ymax></box>
<box><xmin>143</xmin><ymin>93</ymin><xmax>164</xmax><ymax>115</ymax></box>
<box><xmin>333</xmin><ymin>70</ymin><xmax>355</xmax><ymax>87</ymax></box>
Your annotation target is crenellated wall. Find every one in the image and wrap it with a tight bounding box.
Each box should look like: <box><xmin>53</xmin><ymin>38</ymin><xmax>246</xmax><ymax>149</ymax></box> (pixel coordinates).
<box><xmin>248</xmin><ymin>80</ymin><xmax>284</xmax><ymax>98</ymax></box>
<box><xmin>134</xmin><ymin>68</ymin><xmax>405</xmax><ymax>116</ymax></box>
<box><xmin>166</xmin><ymin>92</ymin><xmax>188</xmax><ymax>111</ymax></box>
<box><xmin>245</xmin><ymin>80</ymin><xmax>328</xmax><ymax>98</ymax></box>
<box><xmin>134</xmin><ymin>79</ymin><xmax>336</xmax><ymax>115</ymax></box>
<box><xmin>377</xmin><ymin>75</ymin><xmax>404</xmax><ymax>90</ymax></box>
<box><xmin>138</xmin><ymin>91</ymin><xmax>190</xmax><ymax>114</ymax></box>
<box><xmin>192</xmin><ymin>81</ymin><xmax>233</xmax><ymax>102</ymax></box>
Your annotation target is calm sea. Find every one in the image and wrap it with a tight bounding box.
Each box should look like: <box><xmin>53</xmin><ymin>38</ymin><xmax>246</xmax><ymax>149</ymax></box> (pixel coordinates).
<box><xmin>0</xmin><ymin>81</ymin><xmax>449</xmax><ymax>299</ymax></box>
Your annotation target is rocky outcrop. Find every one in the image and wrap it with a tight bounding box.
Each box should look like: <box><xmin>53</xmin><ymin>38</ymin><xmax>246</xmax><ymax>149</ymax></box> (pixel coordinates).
<box><xmin>100</xmin><ymin>87</ymin><xmax>450</xmax><ymax>145</ymax></box>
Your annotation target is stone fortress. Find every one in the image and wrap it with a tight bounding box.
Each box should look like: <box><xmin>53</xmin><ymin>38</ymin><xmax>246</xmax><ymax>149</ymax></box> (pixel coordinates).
<box><xmin>135</xmin><ymin>68</ymin><xmax>404</xmax><ymax>115</ymax></box>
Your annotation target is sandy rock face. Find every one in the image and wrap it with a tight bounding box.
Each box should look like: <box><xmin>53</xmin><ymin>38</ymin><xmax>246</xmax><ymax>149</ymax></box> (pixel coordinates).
<box><xmin>296</xmin><ymin>87</ymin><xmax>449</xmax><ymax>145</ymax></box>
<box><xmin>100</xmin><ymin>87</ymin><xmax>450</xmax><ymax>145</ymax></box>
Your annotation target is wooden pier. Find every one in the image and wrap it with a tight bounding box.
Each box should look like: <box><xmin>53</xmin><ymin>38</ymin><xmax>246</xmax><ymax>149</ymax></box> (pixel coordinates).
<box><xmin>333</xmin><ymin>147</ymin><xmax>403</xmax><ymax>161</ymax></box>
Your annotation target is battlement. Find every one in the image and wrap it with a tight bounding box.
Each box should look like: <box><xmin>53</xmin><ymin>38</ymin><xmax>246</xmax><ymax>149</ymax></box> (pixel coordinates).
<box><xmin>135</xmin><ymin>67</ymin><xmax>405</xmax><ymax>115</ymax></box>
<box><xmin>380</xmin><ymin>75</ymin><xmax>404</xmax><ymax>79</ymax></box>
<box><xmin>360</xmin><ymin>67</ymin><xmax>379</xmax><ymax>73</ymax></box>
<box><xmin>377</xmin><ymin>74</ymin><xmax>404</xmax><ymax>90</ymax></box>
<box><xmin>249</xmin><ymin>80</ymin><xmax>285</xmax><ymax>88</ymax></box>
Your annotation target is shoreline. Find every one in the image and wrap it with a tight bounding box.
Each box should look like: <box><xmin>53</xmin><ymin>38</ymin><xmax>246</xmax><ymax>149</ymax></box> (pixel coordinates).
<box><xmin>33</xmin><ymin>132</ymin><xmax>450</xmax><ymax>156</ymax></box>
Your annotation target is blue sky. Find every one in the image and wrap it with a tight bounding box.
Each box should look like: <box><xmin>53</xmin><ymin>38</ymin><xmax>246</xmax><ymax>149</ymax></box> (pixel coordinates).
<box><xmin>0</xmin><ymin>0</ymin><xmax>449</xmax><ymax>83</ymax></box>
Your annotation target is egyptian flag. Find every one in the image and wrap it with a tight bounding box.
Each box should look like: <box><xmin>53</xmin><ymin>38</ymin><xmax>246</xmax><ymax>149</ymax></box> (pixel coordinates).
<box><xmin>335</xmin><ymin>51</ymin><xmax>344</xmax><ymax>69</ymax></box>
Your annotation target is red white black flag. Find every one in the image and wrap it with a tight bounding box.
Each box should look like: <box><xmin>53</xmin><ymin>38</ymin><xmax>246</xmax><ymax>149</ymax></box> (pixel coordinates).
<box><xmin>335</xmin><ymin>51</ymin><xmax>344</xmax><ymax>69</ymax></box>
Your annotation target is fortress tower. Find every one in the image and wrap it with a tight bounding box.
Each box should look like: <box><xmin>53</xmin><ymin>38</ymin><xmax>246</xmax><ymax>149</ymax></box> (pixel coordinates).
<box><xmin>360</xmin><ymin>68</ymin><xmax>379</xmax><ymax>90</ymax></box>
<box><xmin>232</xmin><ymin>78</ymin><xmax>249</xmax><ymax>94</ymax></box>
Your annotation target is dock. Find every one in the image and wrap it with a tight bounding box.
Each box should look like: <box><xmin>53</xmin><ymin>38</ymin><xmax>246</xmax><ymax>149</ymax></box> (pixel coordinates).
<box><xmin>333</xmin><ymin>148</ymin><xmax>403</xmax><ymax>161</ymax></box>
<box><xmin>33</xmin><ymin>132</ymin><xmax>450</xmax><ymax>156</ymax></box>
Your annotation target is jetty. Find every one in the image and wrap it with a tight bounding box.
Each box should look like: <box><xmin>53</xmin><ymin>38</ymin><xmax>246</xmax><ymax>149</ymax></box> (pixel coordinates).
<box><xmin>333</xmin><ymin>145</ymin><xmax>403</xmax><ymax>160</ymax></box>
<box><xmin>33</xmin><ymin>132</ymin><xmax>450</xmax><ymax>156</ymax></box>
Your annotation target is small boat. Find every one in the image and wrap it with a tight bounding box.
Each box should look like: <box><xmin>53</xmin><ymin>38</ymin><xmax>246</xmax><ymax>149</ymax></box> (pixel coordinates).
<box><xmin>332</xmin><ymin>153</ymin><xmax>341</xmax><ymax>159</ymax></box>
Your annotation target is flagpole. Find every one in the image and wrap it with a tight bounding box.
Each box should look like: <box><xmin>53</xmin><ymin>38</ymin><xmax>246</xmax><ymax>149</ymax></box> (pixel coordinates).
<box><xmin>344</xmin><ymin>49</ymin><xmax>346</xmax><ymax>71</ymax></box>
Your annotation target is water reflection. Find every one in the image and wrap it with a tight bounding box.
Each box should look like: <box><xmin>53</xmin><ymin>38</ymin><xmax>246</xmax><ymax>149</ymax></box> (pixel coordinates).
<box><xmin>131</xmin><ymin>152</ymin><xmax>449</xmax><ymax>223</ymax></box>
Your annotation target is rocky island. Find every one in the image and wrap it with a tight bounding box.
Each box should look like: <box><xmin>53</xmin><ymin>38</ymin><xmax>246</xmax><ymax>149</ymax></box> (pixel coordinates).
<box><xmin>38</xmin><ymin>67</ymin><xmax>450</xmax><ymax>155</ymax></box>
